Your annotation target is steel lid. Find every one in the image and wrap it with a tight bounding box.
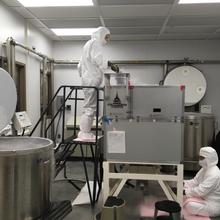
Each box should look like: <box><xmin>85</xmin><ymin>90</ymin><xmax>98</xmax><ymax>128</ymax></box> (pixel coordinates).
<box><xmin>164</xmin><ymin>66</ymin><xmax>207</xmax><ymax>106</ymax></box>
<box><xmin>0</xmin><ymin>68</ymin><xmax>17</xmax><ymax>131</ymax></box>
<box><xmin>0</xmin><ymin>137</ymin><xmax>53</xmax><ymax>155</ymax></box>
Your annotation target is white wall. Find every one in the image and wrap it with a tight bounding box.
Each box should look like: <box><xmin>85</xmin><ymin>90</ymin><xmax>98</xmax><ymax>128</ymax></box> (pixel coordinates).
<box><xmin>53</xmin><ymin>40</ymin><xmax>220</xmax><ymax>133</ymax></box>
<box><xmin>1</xmin><ymin>0</ymin><xmax>220</xmax><ymax>136</ymax></box>
<box><xmin>0</xmin><ymin>1</ymin><xmax>53</xmax><ymax>135</ymax></box>
<box><xmin>0</xmin><ymin>2</ymin><xmax>25</xmax><ymax>47</ymax></box>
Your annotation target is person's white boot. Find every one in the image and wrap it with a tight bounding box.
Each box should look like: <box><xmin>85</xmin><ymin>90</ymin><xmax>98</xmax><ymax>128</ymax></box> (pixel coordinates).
<box><xmin>78</xmin><ymin>131</ymin><xmax>95</xmax><ymax>140</ymax></box>
<box><xmin>78</xmin><ymin>114</ymin><xmax>95</xmax><ymax>140</ymax></box>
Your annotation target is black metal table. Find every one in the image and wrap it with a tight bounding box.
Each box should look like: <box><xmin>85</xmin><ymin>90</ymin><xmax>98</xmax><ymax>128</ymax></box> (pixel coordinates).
<box><xmin>55</xmin><ymin>135</ymin><xmax>104</xmax><ymax>207</ymax></box>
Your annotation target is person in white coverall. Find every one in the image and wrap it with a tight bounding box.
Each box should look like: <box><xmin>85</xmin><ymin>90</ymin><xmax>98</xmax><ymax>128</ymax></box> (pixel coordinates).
<box><xmin>184</xmin><ymin>146</ymin><xmax>220</xmax><ymax>217</ymax></box>
<box><xmin>77</xmin><ymin>27</ymin><xmax>119</xmax><ymax>139</ymax></box>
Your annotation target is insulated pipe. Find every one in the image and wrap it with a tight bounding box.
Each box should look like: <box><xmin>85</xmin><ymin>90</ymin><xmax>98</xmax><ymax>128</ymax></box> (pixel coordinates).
<box><xmin>160</xmin><ymin>61</ymin><xmax>169</xmax><ymax>85</ymax></box>
<box><xmin>5</xmin><ymin>38</ymin><xmax>12</xmax><ymax>74</ymax></box>
<box><xmin>5</xmin><ymin>38</ymin><xmax>54</xmax><ymax>138</ymax></box>
<box><xmin>5</xmin><ymin>37</ymin><xmax>16</xmax><ymax>79</ymax></box>
<box><xmin>11</xmin><ymin>42</ymin><xmax>16</xmax><ymax>81</ymax></box>
<box><xmin>10</xmin><ymin>39</ymin><xmax>53</xmax><ymax>61</ymax></box>
<box><xmin>108</xmin><ymin>59</ymin><xmax>220</xmax><ymax>65</ymax></box>
<box><xmin>50</xmin><ymin>62</ymin><xmax>55</xmax><ymax>139</ymax></box>
<box><xmin>53</xmin><ymin>59</ymin><xmax>220</xmax><ymax>66</ymax></box>
<box><xmin>5</xmin><ymin>38</ymin><xmax>220</xmax><ymax>65</ymax></box>
<box><xmin>41</xmin><ymin>57</ymin><xmax>49</xmax><ymax>137</ymax></box>
<box><xmin>53</xmin><ymin>60</ymin><xmax>79</xmax><ymax>65</ymax></box>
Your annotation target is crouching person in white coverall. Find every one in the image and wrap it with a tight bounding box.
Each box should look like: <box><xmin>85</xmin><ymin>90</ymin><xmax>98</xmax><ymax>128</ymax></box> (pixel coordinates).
<box><xmin>77</xmin><ymin>26</ymin><xmax>119</xmax><ymax>139</ymax></box>
<box><xmin>184</xmin><ymin>146</ymin><xmax>220</xmax><ymax>217</ymax></box>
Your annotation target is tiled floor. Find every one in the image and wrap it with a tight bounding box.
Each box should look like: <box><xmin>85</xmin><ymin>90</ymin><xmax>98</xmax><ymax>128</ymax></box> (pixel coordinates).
<box><xmin>52</xmin><ymin>162</ymin><xmax>220</xmax><ymax>220</ymax></box>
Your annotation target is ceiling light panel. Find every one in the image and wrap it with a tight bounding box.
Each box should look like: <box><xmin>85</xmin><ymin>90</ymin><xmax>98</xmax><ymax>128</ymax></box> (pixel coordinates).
<box><xmin>168</xmin><ymin>16</ymin><xmax>220</xmax><ymax>26</ymax></box>
<box><xmin>179</xmin><ymin>0</ymin><xmax>220</xmax><ymax>4</ymax></box>
<box><xmin>16</xmin><ymin>0</ymin><xmax>93</xmax><ymax>7</ymax></box>
<box><xmin>104</xmin><ymin>17</ymin><xmax>164</xmax><ymax>27</ymax></box>
<box><xmin>43</xmin><ymin>19</ymin><xmax>101</xmax><ymax>29</ymax></box>
<box><xmin>99</xmin><ymin>0</ymin><xmax>174</xmax><ymax>5</ymax></box>
<box><xmin>51</xmin><ymin>28</ymin><xmax>96</xmax><ymax>36</ymax></box>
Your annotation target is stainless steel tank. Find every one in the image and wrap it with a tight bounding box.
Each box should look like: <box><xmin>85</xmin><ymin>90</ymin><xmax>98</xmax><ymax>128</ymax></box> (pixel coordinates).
<box><xmin>184</xmin><ymin>112</ymin><xmax>215</xmax><ymax>170</ymax></box>
<box><xmin>0</xmin><ymin>137</ymin><xmax>54</xmax><ymax>220</ymax></box>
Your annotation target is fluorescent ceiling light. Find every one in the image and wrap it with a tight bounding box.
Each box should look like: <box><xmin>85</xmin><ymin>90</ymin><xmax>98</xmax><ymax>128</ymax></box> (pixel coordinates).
<box><xmin>179</xmin><ymin>0</ymin><xmax>220</xmax><ymax>3</ymax></box>
<box><xmin>51</xmin><ymin>28</ymin><xmax>96</xmax><ymax>36</ymax></box>
<box><xmin>17</xmin><ymin>0</ymin><xmax>93</xmax><ymax>7</ymax></box>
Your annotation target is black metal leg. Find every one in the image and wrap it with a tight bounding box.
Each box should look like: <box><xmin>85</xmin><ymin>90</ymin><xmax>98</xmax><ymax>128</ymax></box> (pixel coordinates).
<box><xmin>80</xmin><ymin>144</ymin><xmax>93</xmax><ymax>206</ymax></box>
<box><xmin>55</xmin><ymin>143</ymin><xmax>82</xmax><ymax>191</ymax></box>
<box><xmin>55</xmin><ymin>140</ymin><xmax>103</xmax><ymax>207</ymax></box>
<box><xmin>67</xmin><ymin>179</ymin><xmax>81</xmax><ymax>191</ymax></box>
<box><xmin>56</xmin><ymin>143</ymin><xmax>72</xmax><ymax>167</ymax></box>
<box><xmin>90</xmin><ymin>144</ymin><xmax>95</xmax><ymax>158</ymax></box>
<box><xmin>154</xmin><ymin>208</ymin><xmax>158</xmax><ymax>220</ymax></box>
<box><xmin>63</xmin><ymin>161</ymin><xmax>81</xmax><ymax>191</ymax></box>
<box><xmin>92</xmin><ymin>145</ymin><xmax>99</xmax><ymax>206</ymax></box>
<box><xmin>64</xmin><ymin>162</ymin><xmax>67</xmax><ymax>178</ymax></box>
<box><xmin>96</xmin><ymin>150</ymin><xmax>103</xmax><ymax>202</ymax></box>
<box><xmin>90</xmin><ymin>144</ymin><xmax>101</xmax><ymax>187</ymax></box>
<box><xmin>54</xmin><ymin>142</ymin><xmax>62</xmax><ymax>154</ymax></box>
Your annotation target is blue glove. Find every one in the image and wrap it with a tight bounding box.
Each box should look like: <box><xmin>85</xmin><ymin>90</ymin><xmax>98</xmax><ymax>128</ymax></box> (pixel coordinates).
<box><xmin>103</xmin><ymin>116</ymin><xmax>113</xmax><ymax>125</ymax></box>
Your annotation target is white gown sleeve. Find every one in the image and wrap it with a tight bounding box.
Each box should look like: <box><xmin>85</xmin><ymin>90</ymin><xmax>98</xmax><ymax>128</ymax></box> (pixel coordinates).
<box><xmin>77</xmin><ymin>57</ymin><xmax>82</xmax><ymax>77</ymax></box>
<box><xmin>90</xmin><ymin>42</ymin><xmax>108</xmax><ymax>72</ymax></box>
<box><xmin>185</xmin><ymin>172</ymin><xmax>218</xmax><ymax>198</ymax></box>
<box><xmin>184</xmin><ymin>169</ymin><xmax>202</xmax><ymax>189</ymax></box>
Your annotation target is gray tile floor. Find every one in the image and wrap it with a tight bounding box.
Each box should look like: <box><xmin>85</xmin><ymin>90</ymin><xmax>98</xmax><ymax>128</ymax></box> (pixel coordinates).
<box><xmin>52</xmin><ymin>162</ymin><xmax>220</xmax><ymax>220</ymax></box>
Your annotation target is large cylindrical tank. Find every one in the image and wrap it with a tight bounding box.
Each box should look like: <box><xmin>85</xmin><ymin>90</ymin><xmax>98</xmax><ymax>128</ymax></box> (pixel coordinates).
<box><xmin>0</xmin><ymin>137</ymin><xmax>54</xmax><ymax>220</ymax></box>
<box><xmin>184</xmin><ymin>112</ymin><xmax>215</xmax><ymax>170</ymax></box>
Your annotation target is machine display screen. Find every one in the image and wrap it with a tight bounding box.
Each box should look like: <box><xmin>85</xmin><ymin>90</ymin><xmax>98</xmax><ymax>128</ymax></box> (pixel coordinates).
<box><xmin>153</xmin><ymin>108</ymin><xmax>161</xmax><ymax>113</ymax></box>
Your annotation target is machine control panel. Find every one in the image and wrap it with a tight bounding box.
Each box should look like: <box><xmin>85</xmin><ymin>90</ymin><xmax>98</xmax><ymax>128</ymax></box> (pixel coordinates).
<box><xmin>14</xmin><ymin>111</ymin><xmax>32</xmax><ymax>130</ymax></box>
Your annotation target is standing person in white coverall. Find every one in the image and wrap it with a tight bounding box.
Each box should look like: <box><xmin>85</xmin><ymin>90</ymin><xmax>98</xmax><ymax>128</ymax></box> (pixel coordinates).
<box><xmin>77</xmin><ymin>27</ymin><xmax>119</xmax><ymax>139</ymax></box>
<box><xmin>184</xmin><ymin>146</ymin><xmax>220</xmax><ymax>217</ymax></box>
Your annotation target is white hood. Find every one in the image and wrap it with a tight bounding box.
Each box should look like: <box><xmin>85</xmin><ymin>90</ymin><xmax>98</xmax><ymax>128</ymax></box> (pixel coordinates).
<box><xmin>91</xmin><ymin>26</ymin><xmax>110</xmax><ymax>45</ymax></box>
<box><xmin>200</xmin><ymin>146</ymin><xmax>218</xmax><ymax>168</ymax></box>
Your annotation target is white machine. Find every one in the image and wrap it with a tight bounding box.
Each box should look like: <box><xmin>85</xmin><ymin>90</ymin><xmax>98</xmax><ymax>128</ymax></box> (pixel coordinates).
<box><xmin>104</xmin><ymin>73</ymin><xmax>185</xmax><ymax>164</ymax></box>
<box><xmin>13</xmin><ymin>111</ymin><xmax>32</xmax><ymax>135</ymax></box>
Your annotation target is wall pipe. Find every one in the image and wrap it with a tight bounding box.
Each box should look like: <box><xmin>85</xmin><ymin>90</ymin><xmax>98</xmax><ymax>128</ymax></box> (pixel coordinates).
<box><xmin>5</xmin><ymin>37</ymin><xmax>16</xmax><ymax>79</ymax></box>
<box><xmin>52</xmin><ymin>59</ymin><xmax>220</xmax><ymax>66</ymax></box>
<box><xmin>40</xmin><ymin>57</ymin><xmax>49</xmax><ymax>137</ymax></box>
<box><xmin>8</xmin><ymin>38</ymin><xmax>53</xmax><ymax>61</ymax></box>
<box><xmin>4</xmin><ymin>38</ymin><xmax>220</xmax><ymax>66</ymax></box>
<box><xmin>4</xmin><ymin>38</ymin><xmax>54</xmax><ymax>137</ymax></box>
<box><xmin>109</xmin><ymin>59</ymin><xmax>220</xmax><ymax>65</ymax></box>
<box><xmin>53</xmin><ymin>60</ymin><xmax>78</xmax><ymax>65</ymax></box>
<box><xmin>50</xmin><ymin>61</ymin><xmax>55</xmax><ymax>139</ymax></box>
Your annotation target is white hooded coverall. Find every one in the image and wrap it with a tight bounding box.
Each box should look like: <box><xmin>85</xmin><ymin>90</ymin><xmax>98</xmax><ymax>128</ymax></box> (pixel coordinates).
<box><xmin>77</xmin><ymin>27</ymin><xmax>110</xmax><ymax>139</ymax></box>
<box><xmin>184</xmin><ymin>147</ymin><xmax>220</xmax><ymax>217</ymax></box>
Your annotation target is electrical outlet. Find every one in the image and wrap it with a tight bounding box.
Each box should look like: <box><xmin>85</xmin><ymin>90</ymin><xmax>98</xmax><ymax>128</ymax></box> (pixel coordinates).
<box><xmin>66</xmin><ymin>105</ymin><xmax>71</xmax><ymax>111</ymax></box>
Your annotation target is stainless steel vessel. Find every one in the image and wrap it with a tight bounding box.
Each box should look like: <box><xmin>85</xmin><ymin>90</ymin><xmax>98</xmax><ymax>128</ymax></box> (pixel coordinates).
<box><xmin>184</xmin><ymin>112</ymin><xmax>215</xmax><ymax>170</ymax></box>
<box><xmin>0</xmin><ymin>137</ymin><xmax>54</xmax><ymax>220</ymax></box>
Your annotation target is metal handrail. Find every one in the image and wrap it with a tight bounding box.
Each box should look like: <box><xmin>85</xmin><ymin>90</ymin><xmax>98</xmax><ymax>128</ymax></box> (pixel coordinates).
<box><xmin>30</xmin><ymin>85</ymin><xmax>103</xmax><ymax>143</ymax></box>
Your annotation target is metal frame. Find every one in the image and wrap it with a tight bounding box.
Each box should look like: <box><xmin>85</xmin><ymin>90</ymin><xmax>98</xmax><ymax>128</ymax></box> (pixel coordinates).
<box><xmin>30</xmin><ymin>85</ymin><xmax>103</xmax><ymax>207</ymax></box>
<box><xmin>103</xmin><ymin>161</ymin><xmax>184</xmax><ymax>207</ymax></box>
<box><xmin>68</xmin><ymin>138</ymin><xmax>103</xmax><ymax>207</ymax></box>
<box><xmin>55</xmin><ymin>137</ymin><xmax>104</xmax><ymax>207</ymax></box>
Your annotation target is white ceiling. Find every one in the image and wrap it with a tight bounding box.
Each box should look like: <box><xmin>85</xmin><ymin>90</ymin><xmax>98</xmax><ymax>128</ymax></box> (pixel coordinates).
<box><xmin>2</xmin><ymin>0</ymin><xmax>220</xmax><ymax>41</ymax></box>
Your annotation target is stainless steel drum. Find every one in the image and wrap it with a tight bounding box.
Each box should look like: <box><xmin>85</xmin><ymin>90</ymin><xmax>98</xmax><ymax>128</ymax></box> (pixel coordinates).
<box><xmin>0</xmin><ymin>137</ymin><xmax>54</xmax><ymax>220</ymax></box>
<box><xmin>184</xmin><ymin>112</ymin><xmax>215</xmax><ymax>170</ymax></box>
